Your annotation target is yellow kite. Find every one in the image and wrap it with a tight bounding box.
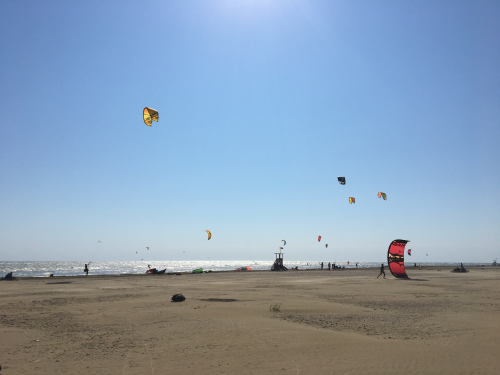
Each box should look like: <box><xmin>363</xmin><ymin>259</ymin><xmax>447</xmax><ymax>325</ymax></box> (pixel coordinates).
<box><xmin>205</xmin><ymin>230</ymin><xmax>212</xmax><ymax>240</ymax></box>
<box><xmin>143</xmin><ymin>107</ymin><xmax>159</xmax><ymax>126</ymax></box>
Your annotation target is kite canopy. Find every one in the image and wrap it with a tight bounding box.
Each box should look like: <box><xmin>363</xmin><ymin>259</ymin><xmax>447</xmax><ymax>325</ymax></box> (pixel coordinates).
<box><xmin>282</xmin><ymin>240</ymin><xmax>286</xmax><ymax>246</ymax></box>
<box><xmin>205</xmin><ymin>230</ymin><xmax>211</xmax><ymax>240</ymax></box>
<box><xmin>408</xmin><ymin>249</ymin><xmax>412</xmax><ymax>256</ymax></box>
<box><xmin>325</xmin><ymin>244</ymin><xmax>328</xmax><ymax>248</ymax></box>
<box><xmin>318</xmin><ymin>236</ymin><xmax>321</xmax><ymax>242</ymax></box>
<box><xmin>143</xmin><ymin>107</ymin><xmax>159</xmax><ymax>126</ymax></box>
<box><xmin>338</xmin><ymin>177</ymin><xmax>346</xmax><ymax>185</ymax></box>
<box><xmin>236</xmin><ymin>266</ymin><xmax>252</xmax><ymax>271</ymax></box>
<box><xmin>378</xmin><ymin>192</ymin><xmax>387</xmax><ymax>200</ymax></box>
<box><xmin>387</xmin><ymin>239</ymin><xmax>410</xmax><ymax>278</ymax></box>
<box><xmin>349</xmin><ymin>197</ymin><xmax>355</xmax><ymax>204</ymax></box>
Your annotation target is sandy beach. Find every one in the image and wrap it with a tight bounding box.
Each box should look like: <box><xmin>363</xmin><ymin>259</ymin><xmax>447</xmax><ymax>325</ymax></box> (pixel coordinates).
<box><xmin>1</xmin><ymin>266</ymin><xmax>499</xmax><ymax>374</ymax></box>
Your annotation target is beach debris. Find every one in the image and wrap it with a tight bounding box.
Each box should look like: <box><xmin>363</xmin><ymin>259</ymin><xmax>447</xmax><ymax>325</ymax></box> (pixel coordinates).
<box><xmin>408</xmin><ymin>249</ymin><xmax>412</xmax><ymax>256</ymax></box>
<box><xmin>387</xmin><ymin>239</ymin><xmax>410</xmax><ymax>279</ymax></box>
<box><xmin>349</xmin><ymin>197</ymin><xmax>355</xmax><ymax>204</ymax></box>
<box><xmin>338</xmin><ymin>177</ymin><xmax>345</xmax><ymax>185</ymax></box>
<box><xmin>282</xmin><ymin>239</ymin><xmax>286</xmax><ymax>246</ymax></box>
<box><xmin>205</xmin><ymin>230</ymin><xmax>212</xmax><ymax>240</ymax></box>
<box><xmin>318</xmin><ymin>236</ymin><xmax>321</xmax><ymax>242</ymax></box>
<box><xmin>378</xmin><ymin>192</ymin><xmax>387</xmax><ymax>200</ymax></box>
<box><xmin>171</xmin><ymin>294</ymin><xmax>185</xmax><ymax>302</ymax></box>
<box><xmin>143</xmin><ymin>107</ymin><xmax>159</xmax><ymax>126</ymax></box>
<box><xmin>269</xmin><ymin>303</ymin><xmax>282</xmax><ymax>312</ymax></box>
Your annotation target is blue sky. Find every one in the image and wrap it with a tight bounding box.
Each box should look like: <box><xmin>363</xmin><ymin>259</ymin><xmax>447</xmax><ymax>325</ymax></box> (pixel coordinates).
<box><xmin>1</xmin><ymin>0</ymin><xmax>499</xmax><ymax>262</ymax></box>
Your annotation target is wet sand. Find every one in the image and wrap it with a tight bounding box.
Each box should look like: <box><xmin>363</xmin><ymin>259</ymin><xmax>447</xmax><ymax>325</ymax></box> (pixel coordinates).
<box><xmin>1</xmin><ymin>266</ymin><xmax>499</xmax><ymax>374</ymax></box>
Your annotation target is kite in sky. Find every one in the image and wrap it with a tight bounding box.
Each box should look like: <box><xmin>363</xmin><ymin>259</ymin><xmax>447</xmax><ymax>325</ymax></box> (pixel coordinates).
<box><xmin>325</xmin><ymin>244</ymin><xmax>328</xmax><ymax>248</ymax></box>
<box><xmin>318</xmin><ymin>236</ymin><xmax>321</xmax><ymax>242</ymax></box>
<box><xmin>143</xmin><ymin>107</ymin><xmax>159</xmax><ymax>126</ymax></box>
<box><xmin>205</xmin><ymin>230</ymin><xmax>212</xmax><ymax>240</ymax></box>
<box><xmin>378</xmin><ymin>192</ymin><xmax>387</xmax><ymax>200</ymax></box>
<box><xmin>146</xmin><ymin>247</ymin><xmax>149</xmax><ymax>250</ymax></box>
<box><xmin>408</xmin><ymin>249</ymin><xmax>411</xmax><ymax>256</ymax></box>
<box><xmin>338</xmin><ymin>177</ymin><xmax>346</xmax><ymax>185</ymax></box>
<box><xmin>387</xmin><ymin>239</ymin><xmax>410</xmax><ymax>278</ymax></box>
<box><xmin>282</xmin><ymin>240</ymin><xmax>286</xmax><ymax>246</ymax></box>
<box><xmin>349</xmin><ymin>197</ymin><xmax>355</xmax><ymax>204</ymax></box>
<box><xmin>97</xmin><ymin>240</ymin><xmax>101</xmax><ymax>243</ymax></box>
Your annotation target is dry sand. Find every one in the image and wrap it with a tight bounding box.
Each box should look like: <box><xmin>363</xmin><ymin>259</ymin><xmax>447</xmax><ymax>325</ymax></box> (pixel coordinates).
<box><xmin>1</xmin><ymin>266</ymin><xmax>499</xmax><ymax>375</ymax></box>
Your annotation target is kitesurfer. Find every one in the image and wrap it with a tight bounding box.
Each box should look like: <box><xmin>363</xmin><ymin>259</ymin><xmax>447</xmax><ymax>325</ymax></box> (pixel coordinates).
<box><xmin>84</xmin><ymin>264</ymin><xmax>89</xmax><ymax>276</ymax></box>
<box><xmin>377</xmin><ymin>263</ymin><xmax>385</xmax><ymax>279</ymax></box>
<box><xmin>328</xmin><ymin>262</ymin><xmax>331</xmax><ymax>270</ymax></box>
<box><xmin>321</xmin><ymin>262</ymin><xmax>324</xmax><ymax>270</ymax></box>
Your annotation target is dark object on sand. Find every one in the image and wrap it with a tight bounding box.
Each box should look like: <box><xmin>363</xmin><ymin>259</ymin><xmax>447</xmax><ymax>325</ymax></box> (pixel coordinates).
<box><xmin>451</xmin><ymin>263</ymin><xmax>468</xmax><ymax>273</ymax></box>
<box><xmin>146</xmin><ymin>268</ymin><xmax>166</xmax><ymax>274</ymax></box>
<box><xmin>171</xmin><ymin>294</ymin><xmax>185</xmax><ymax>302</ymax></box>
<box><xmin>4</xmin><ymin>272</ymin><xmax>15</xmax><ymax>281</ymax></box>
<box><xmin>49</xmin><ymin>274</ymin><xmax>54</xmax><ymax>277</ymax></box>
<box><xmin>451</xmin><ymin>268</ymin><xmax>468</xmax><ymax>273</ymax></box>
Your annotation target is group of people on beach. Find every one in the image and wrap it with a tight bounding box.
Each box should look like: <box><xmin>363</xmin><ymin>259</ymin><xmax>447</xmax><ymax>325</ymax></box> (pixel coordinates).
<box><xmin>320</xmin><ymin>262</ymin><xmax>347</xmax><ymax>270</ymax></box>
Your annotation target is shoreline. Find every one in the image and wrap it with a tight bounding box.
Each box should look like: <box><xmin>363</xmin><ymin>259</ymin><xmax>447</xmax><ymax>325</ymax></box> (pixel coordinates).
<box><xmin>3</xmin><ymin>264</ymin><xmax>498</xmax><ymax>280</ymax></box>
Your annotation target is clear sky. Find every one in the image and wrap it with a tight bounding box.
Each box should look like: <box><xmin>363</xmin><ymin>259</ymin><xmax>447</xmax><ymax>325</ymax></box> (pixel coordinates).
<box><xmin>1</xmin><ymin>0</ymin><xmax>499</xmax><ymax>263</ymax></box>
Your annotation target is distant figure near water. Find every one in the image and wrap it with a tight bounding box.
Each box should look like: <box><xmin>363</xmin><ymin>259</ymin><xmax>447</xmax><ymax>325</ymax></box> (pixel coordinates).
<box><xmin>84</xmin><ymin>264</ymin><xmax>89</xmax><ymax>276</ymax></box>
<box><xmin>321</xmin><ymin>262</ymin><xmax>324</xmax><ymax>270</ymax></box>
<box><xmin>377</xmin><ymin>264</ymin><xmax>385</xmax><ymax>279</ymax></box>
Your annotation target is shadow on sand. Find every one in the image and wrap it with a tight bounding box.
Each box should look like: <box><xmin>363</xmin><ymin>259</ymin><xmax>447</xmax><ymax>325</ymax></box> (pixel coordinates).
<box><xmin>46</xmin><ymin>281</ymin><xmax>72</xmax><ymax>285</ymax></box>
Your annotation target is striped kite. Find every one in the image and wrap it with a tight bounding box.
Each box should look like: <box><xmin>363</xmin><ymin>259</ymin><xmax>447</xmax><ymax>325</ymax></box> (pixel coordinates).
<box><xmin>143</xmin><ymin>107</ymin><xmax>159</xmax><ymax>126</ymax></box>
<box><xmin>349</xmin><ymin>197</ymin><xmax>355</xmax><ymax>204</ymax></box>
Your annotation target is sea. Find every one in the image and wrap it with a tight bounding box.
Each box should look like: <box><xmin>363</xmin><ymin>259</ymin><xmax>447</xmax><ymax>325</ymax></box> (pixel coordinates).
<box><xmin>0</xmin><ymin>261</ymin><xmax>490</xmax><ymax>278</ymax></box>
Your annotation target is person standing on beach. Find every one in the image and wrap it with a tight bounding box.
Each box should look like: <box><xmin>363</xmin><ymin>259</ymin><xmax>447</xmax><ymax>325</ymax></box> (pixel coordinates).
<box><xmin>328</xmin><ymin>262</ymin><xmax>331</xmax><ymax>270</ymax></box>
<box><xmin>84</xmin><ymin>264</ymin><xmax>89</xmax><ymax>276</ymax></box>
<box><xmin>321</xmin><ymin>262</ymin><xmax>324</xmax><ymax>270</ymax></box>
<box><xmin>377</xmin><ymin>263</ymin><xmax>385</xmax><ymax>279</ymax></box>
